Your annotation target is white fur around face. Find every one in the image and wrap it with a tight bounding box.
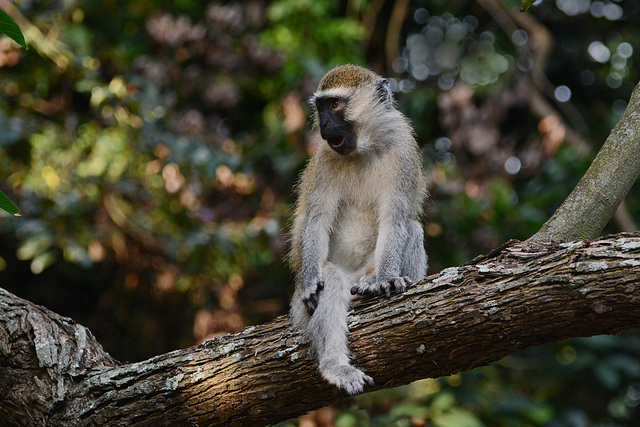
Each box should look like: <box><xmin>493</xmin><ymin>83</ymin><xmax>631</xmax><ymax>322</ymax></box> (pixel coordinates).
<box><xmin>311</xmin><ymin>87</ymin><xmax>353</xmax><ymax>102</ymax></box>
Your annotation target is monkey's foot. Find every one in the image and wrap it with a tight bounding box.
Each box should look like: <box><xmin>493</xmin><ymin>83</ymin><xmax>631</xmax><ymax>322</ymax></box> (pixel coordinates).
<box><xmin>321</xmin><ymin>364</ymin><xmax>374</xmax><ymax>395</ymax></box>
<box><xmin>350</xmin><ymin>275</ymin><xmax>412</xmax><ymax>297</ymax></box>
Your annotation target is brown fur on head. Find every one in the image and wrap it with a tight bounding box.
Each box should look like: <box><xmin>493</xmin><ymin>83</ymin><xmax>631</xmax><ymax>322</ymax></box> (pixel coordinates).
<box><xmin>317</xmin><ymin>64</ymin><xmax>379</xmax><ymax>91</ymax></box>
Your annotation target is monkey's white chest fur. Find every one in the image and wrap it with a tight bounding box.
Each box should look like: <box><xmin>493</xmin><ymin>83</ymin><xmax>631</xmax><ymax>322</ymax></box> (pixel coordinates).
<box><xmin>327</xmin><ymin>198</ymin><xmax>378</xmax><ymax>277</ymax></box>
<box><xmin>324</xmin><ymin>155</ymin><xmax>388</xmax><ymax>275</ymax></box>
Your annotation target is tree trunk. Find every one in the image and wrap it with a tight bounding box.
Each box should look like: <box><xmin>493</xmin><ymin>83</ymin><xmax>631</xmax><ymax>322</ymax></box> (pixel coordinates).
<box><xmin>2</xmin><ymin>232</ymin><xmax>640</xmax><ymax>426</ymax></box>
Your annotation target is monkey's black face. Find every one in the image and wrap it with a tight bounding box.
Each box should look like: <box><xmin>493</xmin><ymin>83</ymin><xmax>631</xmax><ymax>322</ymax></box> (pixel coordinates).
<box><xmin>315</xmin><ymin>97</ymin><xmax>357</xmax><ymax>155</ymax></box>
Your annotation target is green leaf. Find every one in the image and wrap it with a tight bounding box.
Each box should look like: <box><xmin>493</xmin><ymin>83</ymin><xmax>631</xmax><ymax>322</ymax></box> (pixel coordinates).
<box><xmin>0</xmin><ymin>8</ymin><xmax>28</xmax><ymax>49</ymax></box>
<box><xmin>0</xmin><ymin>190</ymin><xmax>20</xmax><ymax>216</ymax></box>
<box><xmin>521</xmin><ymin>0</ymin><xmax>537</xmax><ymax>12</ymax></box>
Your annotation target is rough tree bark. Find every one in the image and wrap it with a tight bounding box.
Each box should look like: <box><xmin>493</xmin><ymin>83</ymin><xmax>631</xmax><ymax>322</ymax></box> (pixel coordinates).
<box><xmin>2</xmin><ymin>232</ymin><xmax>640</xmax><ymax>426</ymax></box>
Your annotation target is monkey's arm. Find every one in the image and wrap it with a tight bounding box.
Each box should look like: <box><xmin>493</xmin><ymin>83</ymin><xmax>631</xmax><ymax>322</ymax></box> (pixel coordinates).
<box><xmin>297</xmin><ymin>188</ymin><xmax>340</xmax><ymax>314</ymax></box>
<box><xmin>299</xmin><ymin>215</ymin><xmax>328</xmax><ymax>313</ymax></box>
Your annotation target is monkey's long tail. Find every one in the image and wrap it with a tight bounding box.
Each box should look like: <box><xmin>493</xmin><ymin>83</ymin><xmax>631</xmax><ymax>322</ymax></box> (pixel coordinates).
<box><xmin>306</xmin><ymin>263</ymin><xmax>352</xmax><ymax>367</ymax></box>
<box><xmin>307</xmin><ymin>263</ymin><xmax>373</xmax><ymax>394</ymax></box>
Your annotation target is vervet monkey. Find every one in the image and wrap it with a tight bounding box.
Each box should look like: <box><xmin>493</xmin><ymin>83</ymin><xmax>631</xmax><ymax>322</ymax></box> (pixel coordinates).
<box><xmin>289</xmin><ymin>64</ymin><xmax>428</xmax><ymax>394</ymax></box>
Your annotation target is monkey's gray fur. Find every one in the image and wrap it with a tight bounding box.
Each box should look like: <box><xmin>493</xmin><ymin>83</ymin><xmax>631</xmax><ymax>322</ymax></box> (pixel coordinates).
<box><xmin>289</xmin><ymin>64</ymin><xmax>428</xmax><ymax>394</ymax></box>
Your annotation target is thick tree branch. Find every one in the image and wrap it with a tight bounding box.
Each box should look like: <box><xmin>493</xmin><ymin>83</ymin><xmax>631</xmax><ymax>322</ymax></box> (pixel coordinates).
<box><xmin>2</xmin><ymin>232</ymin><xmax>640</xmax><ymax>426</ymax></box>
<box><xmin>530</xmin><ymin>80</ymin><xmax>640</xmax><ymax>241</ymax></box>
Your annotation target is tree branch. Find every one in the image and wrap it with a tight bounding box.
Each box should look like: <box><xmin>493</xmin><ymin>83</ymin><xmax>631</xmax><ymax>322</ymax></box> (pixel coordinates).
<box><xmin>530</xmin><ymin>80</ymin><xmax>640</xmax><ymax>241</ymax></box>
<box><xmin>3</xmin><ymin>232</ymin><xmax>640</xmax><ymax>425</ymax></box>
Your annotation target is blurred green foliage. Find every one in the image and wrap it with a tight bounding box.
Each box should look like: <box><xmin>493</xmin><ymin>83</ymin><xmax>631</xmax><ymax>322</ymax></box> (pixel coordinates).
<box><xmin>1</xmin><ymin>0</ymin><xmax>640</xmax><ymax>425</ymax></box>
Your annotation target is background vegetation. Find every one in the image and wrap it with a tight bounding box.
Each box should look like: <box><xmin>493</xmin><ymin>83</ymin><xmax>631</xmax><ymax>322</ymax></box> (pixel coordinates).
<box><xmin>1</xmin><ymin>0</ymin><xmax>640</xmax><ymax>425</ymax></box>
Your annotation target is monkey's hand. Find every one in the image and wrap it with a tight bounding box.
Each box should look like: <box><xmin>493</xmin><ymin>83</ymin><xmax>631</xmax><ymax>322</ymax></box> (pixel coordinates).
<box><xmin>301</xmin><ymin>277</ymin><xmax>325</xmax><ymax>316</ymax></box>
<box><xmin>350</xmin><ymin>274</ymin><xmax>411</xmax><ymax>297</ymax></box>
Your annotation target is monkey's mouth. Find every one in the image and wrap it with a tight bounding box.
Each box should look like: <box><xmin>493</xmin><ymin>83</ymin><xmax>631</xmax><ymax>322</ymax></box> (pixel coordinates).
<box><xmin>327</xmin><ymin>136</ymin><xmax>344</xmax><ymax>148</ymax></box>
<box><xmin>323</xmin><ymin>132</ymin><xmax>356</xmax><ymax>155</ymax></box>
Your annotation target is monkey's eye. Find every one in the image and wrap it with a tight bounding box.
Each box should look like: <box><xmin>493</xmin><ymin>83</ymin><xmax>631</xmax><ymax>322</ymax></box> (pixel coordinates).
<box><xmin>331</xmin><ymin>99</ymin><xmax>340</xmax><ymax>110</ymax></box>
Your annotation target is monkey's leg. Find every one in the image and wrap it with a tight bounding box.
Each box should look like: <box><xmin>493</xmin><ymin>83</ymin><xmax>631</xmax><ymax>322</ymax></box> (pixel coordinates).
<box><xmin>307</xmin><ymin>262</ymin><xmax>373</xmax><ymax>394</ymax></box>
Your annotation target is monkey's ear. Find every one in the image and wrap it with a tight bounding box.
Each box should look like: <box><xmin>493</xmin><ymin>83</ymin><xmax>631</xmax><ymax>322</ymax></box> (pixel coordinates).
<box><xmin>375</xmin><ymin>78</ymin><xmax>392</xmax><ymax>110</ymax></box>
